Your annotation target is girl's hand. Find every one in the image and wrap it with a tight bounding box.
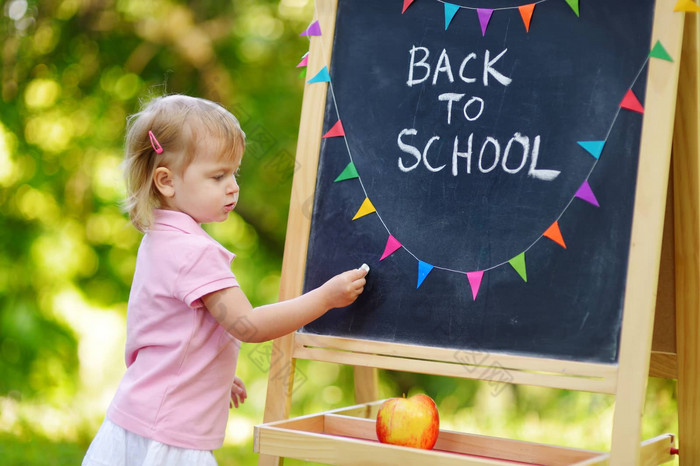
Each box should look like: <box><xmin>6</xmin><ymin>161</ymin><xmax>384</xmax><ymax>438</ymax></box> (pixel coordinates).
<box><xmin>230</xmin><ymin>376</ymin><xmax>247</xmax><ymax>409</ymax></box>
<box><xmin>322</xmin><ymin>268</ymin><xmax>368</xmax><ymax>309</ymax></box>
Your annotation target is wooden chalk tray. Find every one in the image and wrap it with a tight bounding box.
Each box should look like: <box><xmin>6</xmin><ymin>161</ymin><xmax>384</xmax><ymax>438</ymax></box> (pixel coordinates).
<box><xmin>254</xmin><ymin>401</ymin><xmax>675</xmax><ymax>465</ymax></box>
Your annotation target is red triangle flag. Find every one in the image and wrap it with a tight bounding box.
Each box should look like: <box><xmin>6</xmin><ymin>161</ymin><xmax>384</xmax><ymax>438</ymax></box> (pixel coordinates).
<box><xmin>518</xmin><ymin>4</ymin><xmax>535</xmax><ymax>32</ymax></box>
<box><xmin>322</xmin><ymin>120</ymin><xmax>345</xmax><ymax>138</ymax></box>
<box><xmin>402</xmin><ymin>0</ymin><xmax>416</xmax><ymax>14</ymax></box>
<box><xmin>543</xmin><ymin>221</ymin><xmax>567</xmax><ymax>249</ymax></box>
<box><xmin>620</xmin><ymin>89</ymin><xmax>644</xmax><ymax>114</ymax></box>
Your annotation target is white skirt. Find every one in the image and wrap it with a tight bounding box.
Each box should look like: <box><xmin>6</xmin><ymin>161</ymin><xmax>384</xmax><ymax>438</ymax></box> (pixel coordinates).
<box><xmin>82</xmin><ymin>418</ymin><xmax>218</xmax><ymax>466</ymax></box>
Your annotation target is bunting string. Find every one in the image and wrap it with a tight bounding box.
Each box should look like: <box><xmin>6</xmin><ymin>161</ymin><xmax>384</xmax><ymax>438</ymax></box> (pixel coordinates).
<box><xmin>297</xmin><ymin>1</ymin><xmax>675</xmax><ymax>299</ymax></box>
<box><xmin>404</xmin><ymin>0</ymin><xmax>580</xmax><ymax>33</ymax></box>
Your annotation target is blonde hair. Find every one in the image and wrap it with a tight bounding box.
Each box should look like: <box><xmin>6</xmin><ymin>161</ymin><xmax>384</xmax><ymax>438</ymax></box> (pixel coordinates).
<box><xmin>122</xmin><ymin>94</ymin><xmax>246</xmax><ymax>231</ymax></box>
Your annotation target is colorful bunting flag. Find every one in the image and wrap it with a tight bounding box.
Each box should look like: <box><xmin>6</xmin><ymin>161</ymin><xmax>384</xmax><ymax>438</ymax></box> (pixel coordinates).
<box><xmin>380</xmin><ymin>235</ymin><xmax>403</xmax><ymax>260</ymax></box>
<box><xmin>402</xmin><ymin>0</ymin><xmax>416</xmax><ymax>14</ymax></box>
<box><xmin>577</xmin><ymin>141</ymin><xmax>605</xmax><ymax>159</ymax></box>
<box><xmin>674</xmin><ymin>0</ymin><xmax>700</xmax><ymax>12</ymax></box>
<box><xmin>417</xmin><ymin>261</ymin><xmax>434</xmax><ymax>288</ymax></box>
<box><xmin>298</xmin><ymin>68</ymin><xmax>307</xmax><ymax>79</ymax></box>
<box><xmin>334</xmin><ymin>162</ymin><xmax>359</xmax><ymax>182</ymax></box>
<box><xmin>518</xmin><ymin>4</ymin><xmax>536</xmax><ymax>32</ymax></box>
<box><xmin>620</xmin><ymin>89</ymin><xmax>644</xmax><ymax>114</ymax></box>
<box><xmin>444</xmin><ymin>3</ymin><xmax>460</xmax><ymax>30</ymax></box>
<box><xmin>509</xmin><ymin>253</ymin><xmax>527</xmax><ymax>282</ymax></box>
<box><xmin>300</xmin><ymin>20</ymin><xmax>322</xmax><ymax>37</ymax></box>
<box><xmin>307</xmin><ymin>66</ymin><xmax>331</xmax><ymax>83</ymax></box>
<box><xmin>477</xmin><ymin>9</ymin><xmax>493</xmax><ymax>36</ymax></box>
<box><xmin>322</xmin><ymin>120</ymin><xmax>345</xmax><ymax>138</ymax></box>
<box><xmin>565</xmin><ymin>0</ymin><xmax>580</xmax><ymax>17</ymax></box>
<box><xmin>649</xmin><ymin>40</ymin><xmax>674</xmax><ymax>62</ymax></box>
<box><xmin>543</xmin><ymin>221</ymin><xmax>567</xmax><ymax>249</ymax></box>
<box><xmin>352</xmin><ymin>197</ymin><xmax>376</xmax><ymax>220</ymax></box>
<box><xmin>296</xmin><ymin>53</ymin><xmax>309</xmax><ymax>68</ymax></box>
<box><xmin>466</xmin><ymin>271</ymin><xmax>484</xmax><ymax>300</ymax></box>
<box><xmin>575</xmin><ymin>180</ymin><xmax>600</xmax><ymax>207</ymax></box>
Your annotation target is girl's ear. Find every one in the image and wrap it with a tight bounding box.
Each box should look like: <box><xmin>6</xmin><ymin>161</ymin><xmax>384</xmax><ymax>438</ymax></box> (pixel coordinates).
<box><xmin>153</xmin><ymin>167</ymin><xmax>175</xmax><ymax>198</ymax></box>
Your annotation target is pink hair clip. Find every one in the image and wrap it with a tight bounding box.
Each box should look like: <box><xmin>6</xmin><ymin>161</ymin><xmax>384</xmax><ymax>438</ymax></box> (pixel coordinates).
<box><xmin>148</xmin><ymin>130</ymin><xmax>163</xmax><ymax>154</ymax></box>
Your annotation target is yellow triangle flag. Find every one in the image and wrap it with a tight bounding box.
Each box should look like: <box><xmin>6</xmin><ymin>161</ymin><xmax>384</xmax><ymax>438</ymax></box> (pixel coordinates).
<box><xmin>352</xmin><ymin>197</ymin><xmax>376</xmax><ymax>220</ymax></box>
<box><xmin>674</xmin><ymin>0</ymin><xmax>700</xmax><ymax>11</ymax></box>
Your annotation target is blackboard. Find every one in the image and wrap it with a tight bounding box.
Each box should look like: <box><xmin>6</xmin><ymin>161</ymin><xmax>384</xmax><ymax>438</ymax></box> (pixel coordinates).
<box><xmin>301</xmin><ymin>0</ymin><xmax>657</xmax><ymax>364</ymax></box>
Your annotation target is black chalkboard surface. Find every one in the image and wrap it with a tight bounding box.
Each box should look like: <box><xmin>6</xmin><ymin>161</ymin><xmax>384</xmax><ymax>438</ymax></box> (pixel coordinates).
<box><xmin>301</xmin><ymin>0</ymin><xmax>656</xmax><ymax>364</ymax></box>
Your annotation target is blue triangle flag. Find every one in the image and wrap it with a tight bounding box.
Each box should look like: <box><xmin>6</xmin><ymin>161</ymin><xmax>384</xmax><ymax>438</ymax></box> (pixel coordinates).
<box><xmin>307</xmin><ymin>66</ymin><xmax>331</xmax><ymax>83</ymax></box>
<box><xmin>417</xmin><ymin>260</ymin><xmax>434</xmax><ymax>288</ymax></box>
<box><xmin>577</xmin><ymin>141</ymin><xmax>606</xmax><ymax>159</ymax></box>
<box><xmin>444</xmin><ymin>3</ymin><xmax>460</xmax><ymax>30</ymax></box>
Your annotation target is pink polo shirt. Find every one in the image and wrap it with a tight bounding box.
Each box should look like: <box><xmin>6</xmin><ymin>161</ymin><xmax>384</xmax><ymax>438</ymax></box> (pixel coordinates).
<box><xmin>108</xmin><ymin>209</ymin><xmax>241</xmax><ymax>450</ymax></box>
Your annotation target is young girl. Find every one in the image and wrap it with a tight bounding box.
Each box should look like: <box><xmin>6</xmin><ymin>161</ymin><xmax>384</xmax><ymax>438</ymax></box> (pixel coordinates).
<box><xmin>82</xmin><ymin>94</ymin><xmax>367</xmax><ymax>465</ymax></box>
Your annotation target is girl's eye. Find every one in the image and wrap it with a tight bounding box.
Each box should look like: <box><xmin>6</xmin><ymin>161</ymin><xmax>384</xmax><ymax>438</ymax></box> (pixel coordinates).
<box><xmin>213</xmin><ymin>174</ymin><xmax>225</xmax><ymax>181</ymax></box>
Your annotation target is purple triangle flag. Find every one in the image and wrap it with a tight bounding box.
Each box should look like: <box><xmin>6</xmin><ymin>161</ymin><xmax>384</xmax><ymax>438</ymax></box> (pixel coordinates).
<box><xmin>575</xmin><ymin>180</ymin><xmax>600</xmax><ymax>207</ymax></box>
<box><xmin>477</xmin><ymin>9</ymin><xmax>493</xmax><ymax>36</ymax></box>
<box><xmin>300</xmin><ymin>21</ymin><xmax>321</xmax><ymax>37</ymax></box>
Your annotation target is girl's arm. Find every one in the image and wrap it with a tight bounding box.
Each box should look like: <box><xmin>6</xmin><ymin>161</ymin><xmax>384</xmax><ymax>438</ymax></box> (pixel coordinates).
<box><xmin>201</xmin><ymin>268</ymin><xmax>367</xmax><ymax>343</ymax></box>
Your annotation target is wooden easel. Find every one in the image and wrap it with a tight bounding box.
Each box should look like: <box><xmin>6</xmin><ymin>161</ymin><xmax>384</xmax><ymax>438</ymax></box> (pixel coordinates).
<box><xmin>255</xmin><ymin>2</ymin><xmax>699</xmax><ymax>464</ymax></box>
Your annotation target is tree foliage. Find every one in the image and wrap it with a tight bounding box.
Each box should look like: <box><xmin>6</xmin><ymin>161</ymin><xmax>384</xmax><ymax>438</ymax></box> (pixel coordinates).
<box><xmin>1</xmin><ymin>0</ymin><xmax>311</xmax><ymax>401</ymax></box>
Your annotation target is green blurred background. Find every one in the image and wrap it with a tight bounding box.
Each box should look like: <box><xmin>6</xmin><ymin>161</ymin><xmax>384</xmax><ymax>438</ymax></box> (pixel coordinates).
<box><xmin>0</xmin><ymin>0</ymin><xmax>677</xmax><ymax>464</ymax></box>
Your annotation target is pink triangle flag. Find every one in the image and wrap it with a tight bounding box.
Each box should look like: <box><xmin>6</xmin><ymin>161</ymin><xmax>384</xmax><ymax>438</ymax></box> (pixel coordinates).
<box><xmin>466</xmin><ymin>271</ymin><xmax>484</xmax><ymax>300</ymax></box>
<box><xmin>322</xmin><ymin>120</ymin><xmax>345</xmax><ymax>138</ymax></box>
<box><xmin>296</xmin><ymin>53</ymin><xmax>309</xmax><ymax>68</ymax></box>
<box><xmin>402</xmin><ymin>0</ymin><xmax>416</xmax><ymax>14</ymax></box>
<box><xmin>380</xmin><ymin>235</ymin><xmax>403</xmax><ymax>260</ymax></box>
<box><xmin>300</xmin><ymin>21</ymin><xmax>321</xmax><ymax>37</ymax></box>
<box><xmin>620</xmin><ymin>89</ymin><xmax>644</xmax><ymax>113</ymax></box>
<box><xmin>477</xmin><ymin>9</ymin><xmax>493</xmax><ymax>36</ymax></box>
<box><xmin>575</xmin><ymin>180</ymin><xmax>600</xmax><ymax>207</ymax></box>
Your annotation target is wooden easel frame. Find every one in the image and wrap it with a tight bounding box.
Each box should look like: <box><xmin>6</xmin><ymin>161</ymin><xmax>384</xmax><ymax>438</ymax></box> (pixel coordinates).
<box><xmin>256</xmin><ymin>1</ymin><xmax>698</xmax><ymax>464</ymax></box>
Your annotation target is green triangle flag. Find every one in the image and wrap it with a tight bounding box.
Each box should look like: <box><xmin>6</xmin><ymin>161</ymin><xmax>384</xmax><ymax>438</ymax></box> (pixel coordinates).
<box><xmin>649</xmin><ymin>40</ymin><xmax>673</xmax><ymax>62</ymax></box>
<box><xmin>509</xmin><ymin>252</ymin><xmax>527</xmax><ymax>282</ymax></box>
<box><xmin>564</xmin><ymin>0</ymin><xmax>580</xmax><ymax>16</ymax></box>
<box><xmin>334</xmin><ymin>162</ymin><xmax>359</xmax><ymax>182</ymax></box>
<box><xmin>298</xmin><ymin>68</ymin><xmax>307</xmax><ymax>79</ymax></box>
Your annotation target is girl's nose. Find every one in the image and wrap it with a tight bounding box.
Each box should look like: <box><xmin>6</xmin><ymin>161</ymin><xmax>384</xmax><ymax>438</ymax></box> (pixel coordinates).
<box><xmin>227</xmin><ymin>176</ymin><xmax>239</xmax><ymax>194</ymax></box>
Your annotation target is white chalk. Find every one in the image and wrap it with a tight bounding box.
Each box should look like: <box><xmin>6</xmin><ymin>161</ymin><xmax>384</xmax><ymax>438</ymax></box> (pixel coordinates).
<box><xmin>359</xmin><ymin>263</ymin><xmax>370</xmax><ymax>274</ymax></box>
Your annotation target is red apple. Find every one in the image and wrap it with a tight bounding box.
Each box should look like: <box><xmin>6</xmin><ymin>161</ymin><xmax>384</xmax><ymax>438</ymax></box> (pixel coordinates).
<box><xmin>375</xmin><ymin>394</ymin><xmax>440</xmax><ymax>449</ymax></box>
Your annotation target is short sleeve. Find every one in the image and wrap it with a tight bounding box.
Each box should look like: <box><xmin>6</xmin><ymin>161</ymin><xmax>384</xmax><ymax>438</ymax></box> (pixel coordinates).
<box><xmin>174</xmin><ymin>237</ymin><xmax>239</xmax><ymax>308</ymax></box>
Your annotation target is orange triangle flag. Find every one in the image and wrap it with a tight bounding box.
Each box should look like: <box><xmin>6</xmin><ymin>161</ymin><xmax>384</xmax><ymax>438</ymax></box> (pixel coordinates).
<box><xmin>620</xmin><ymin>89</ymin><xmax>644</xmax><ymax>113</ymax></box>
<box><xmin>352</xmin><ymin>197</ymin><xmax>376</xmax><ymax>220</ymax></box>
<box><xmin>543</xmin><ymin>221</ymin><xmax>566</xmax><ymax>249</ymax></box>
<box><xmin>518</xmin><ymin>4</ymin><xmax>536</xmax><ymax>32</ymax></box>
<box><xmin>322</xmin><ymin>120</ymin><xmax>345</xmax><ymax>138</ymax></box>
